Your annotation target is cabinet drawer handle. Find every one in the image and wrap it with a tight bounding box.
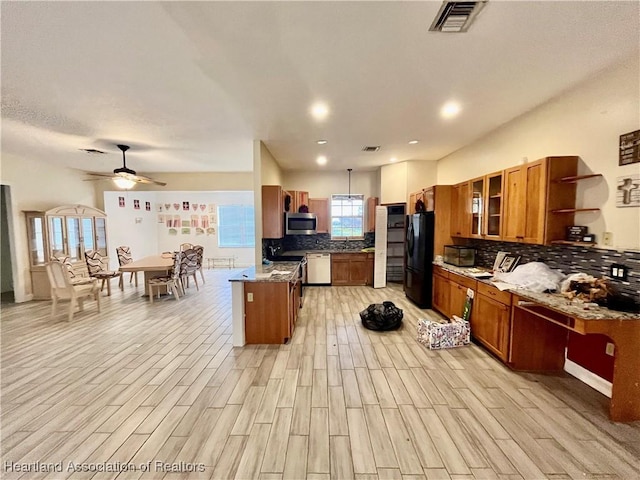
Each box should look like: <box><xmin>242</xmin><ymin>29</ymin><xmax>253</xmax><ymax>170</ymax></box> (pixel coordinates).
<box><xmin>489</xmin><ymin>290</ymin><xmax>497</xmax><ymax>295</ymax></box>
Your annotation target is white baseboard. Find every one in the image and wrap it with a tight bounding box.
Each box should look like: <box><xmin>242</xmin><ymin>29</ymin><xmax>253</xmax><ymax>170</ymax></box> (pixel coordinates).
<box><xmin>564</xmin><ymin>358</ymin><xmax>612</xmax><ymax>398</ymax></box>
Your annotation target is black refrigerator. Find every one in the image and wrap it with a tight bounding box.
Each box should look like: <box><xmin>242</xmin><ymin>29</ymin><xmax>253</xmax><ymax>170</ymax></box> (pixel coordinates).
<box><xmin>404</xmin><ymin>212</ymin><xmax>435</xmax><ymax>308</ymax></box>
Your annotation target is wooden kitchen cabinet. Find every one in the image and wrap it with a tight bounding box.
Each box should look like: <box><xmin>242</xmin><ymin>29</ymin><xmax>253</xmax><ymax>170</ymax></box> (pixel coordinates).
<box><xmin>244</xmin><ymin>280</ymin><xmax>299</xmax><ymax>344</ymax></box>
<box><xmin>448</xmin><ymin>272</ymin><xmax>477</xmax><ymax>319</ymax></box>
<box><xmin>485</xmin><ymin>171</ymin><xmax>504</xmax><ymax>238</ymax></box>
<box><xmin>502</xmin><ymin>156</ymin><xmax>581</xmax><ymax>245</ymax></box>
<box><xmin>262</xmin><ymin>185</ymin><xmax>284</xmax><ymax>239</ymax></box>
<box><xmin>289</xmin><ymin>280</ymin><xmax>301</xmax><ymax>336</ymax></box>
<box><xmin>294</xmin><ymin>191</ymin><xmax>309</xmax><ymax>212</ymax></box>
<box><xmin>422</xmin><ymin>185</ymin><xmax>453</xmax><ymax>258</ymax></box>
<box><xmin>450</xmin><ymin>181</ymin><xmax>470</xmax><ymax>238</ymax></box>
<box><xmin>331</xmin><ymin>253</ymin><xmax>371</xmax><ymax>286</ymax></box>
<box><xmin>308</xmin><ymin>198</ymin><xmax>329</xmax><ymax>233</ymax></box>
<box><xmin>469</xmin><ymin>176</ymin><xmax>485</xmax><ymax>238</ymax></box>
<box><xmin>432</xmin><ymin>266</ymin><xmax>451</xmax><ymax>318</ymax></box>
<box><xmin>502</xmin><ymin>160</ymin><xmax>545</xmax><ymax>243</ymax></box>
<box><xmin>472</xmin><ymin>282</ymin><xmax>512</xmax><ymax>362</ymax></box>
<box><xmin>366</xmin><ymin>197</ymin><xmax>378</xmax><ymax>232</ymax></box>
<box><xmin>467</xmin><ymin>171</ymin><xmax>504</xmax><ymax>240</ymax></box>
<box><xmin>408</xmin><ymin>190</ymin><xmax>426</xmax><ymax>214</ymax></box>
<box><xmin>365</xmin><ymin>252</ymin><xmax>374</xmax><ymax>286</ymax></box>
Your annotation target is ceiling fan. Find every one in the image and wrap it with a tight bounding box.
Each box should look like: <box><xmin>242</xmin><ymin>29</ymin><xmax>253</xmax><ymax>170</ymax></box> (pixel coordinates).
<box><xmin>85</xmin><ymin>144</ymin><xmax>166</xmax><ymax>188</ymax></box>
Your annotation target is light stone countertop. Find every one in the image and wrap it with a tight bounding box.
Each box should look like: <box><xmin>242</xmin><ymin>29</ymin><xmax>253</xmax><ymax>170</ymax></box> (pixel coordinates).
<box><xmin>229</xmin><ymin>261</ymin><xmax>301</xmax><ymax>283</ymax></box>
<box><xmin>281</xmin><ymin>249</ymin><xmax>372</xmax><ymax>255</ymax></box>
<box><xmin>435</xmin><ymin>262</ymin><xmax>640</xmax><ymax>321</ymax></box>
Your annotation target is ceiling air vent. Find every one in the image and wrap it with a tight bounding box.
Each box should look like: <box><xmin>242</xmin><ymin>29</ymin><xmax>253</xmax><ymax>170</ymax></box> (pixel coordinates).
<box><xmin>362</xmin><ymin>146</ymin><xmax>381</xmax><ymax>152</ymax></box>
<box><xmin>429</xmin><ymin>1</ymin><xmax>487</xmax><ymax>33</ymax></box>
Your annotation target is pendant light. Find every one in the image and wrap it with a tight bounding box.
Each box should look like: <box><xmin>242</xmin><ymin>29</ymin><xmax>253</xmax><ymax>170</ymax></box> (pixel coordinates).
<box><xmin>347</xmin><ymin>168</ymin><xmax>352</xmax><ymax>200</ymax></box>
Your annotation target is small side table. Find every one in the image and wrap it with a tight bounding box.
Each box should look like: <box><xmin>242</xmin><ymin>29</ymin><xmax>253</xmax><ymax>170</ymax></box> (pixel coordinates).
<box><xmin>206</xmin><ymin>256</ymin><xmax>236</xmax><ymax>269</ymax></box>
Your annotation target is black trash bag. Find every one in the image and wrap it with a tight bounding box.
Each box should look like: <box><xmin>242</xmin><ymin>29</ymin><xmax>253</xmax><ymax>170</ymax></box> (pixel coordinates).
<box><xmin>360</xmin><ymin>301</ymin><xmax>403</xmax><ymax>331</ymax></box>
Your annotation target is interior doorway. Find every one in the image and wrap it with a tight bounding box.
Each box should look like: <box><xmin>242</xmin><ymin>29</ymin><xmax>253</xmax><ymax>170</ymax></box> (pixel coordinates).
<box><xmin>1</xmin><ymin>185</ymin><xmax>15</xmax><ymax>303</ymax></box>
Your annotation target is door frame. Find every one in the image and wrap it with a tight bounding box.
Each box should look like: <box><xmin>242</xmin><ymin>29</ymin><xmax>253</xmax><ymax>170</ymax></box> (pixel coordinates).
<box><xmin>1</xmin><ymin>184</ymin><xmax>21</xmax><ymax>302</ymax></box>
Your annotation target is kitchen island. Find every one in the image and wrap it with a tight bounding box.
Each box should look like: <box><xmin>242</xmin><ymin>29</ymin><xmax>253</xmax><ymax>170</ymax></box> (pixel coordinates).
<box><xmin>229</xmin><ymin>261</ymin><xmax>302</xmax><ymax>346</ymax></box>
<box><xmin>433</xmin><ymin>263</ymin><xmax>640</xmax><ymax>422</ymax></box>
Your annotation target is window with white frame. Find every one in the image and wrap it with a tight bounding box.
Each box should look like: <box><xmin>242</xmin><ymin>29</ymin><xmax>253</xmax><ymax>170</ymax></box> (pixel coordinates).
<box><xmin>218</xmin><ymin>205</ymin><xmax>255</xmax><ymax>247</ymax></box>
<box><xmin>331</xmin><ymin>194</ymin><xmax>364</xmax><ymax>239</ymax></box>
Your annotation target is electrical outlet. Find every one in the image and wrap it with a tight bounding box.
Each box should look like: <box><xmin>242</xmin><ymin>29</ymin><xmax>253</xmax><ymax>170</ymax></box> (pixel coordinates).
<box><xmin>247</xmin><ymin>293</ymin><xmax>253</xmax><ymax>302</ymax></box>
<box><xmin>605</xmin><ymin>342</ymin><xmax>615</xmax><ymax>356</ymax></box>
<box><xmin>603</xmin><ymin>231</ymin><xmax>613</xmax><ymax>246</ymax></box>
<box><xmin>610</xmin><ymin>263</ymin><xmax>629</xmax><ymax>281</ymax></box>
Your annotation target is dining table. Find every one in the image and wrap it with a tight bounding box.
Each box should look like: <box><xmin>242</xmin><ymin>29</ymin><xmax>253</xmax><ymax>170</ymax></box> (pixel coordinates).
<box><xmin>119</xmin><ymin>255</ymin><xmax>175</xmax><ymax>296</ymax></box>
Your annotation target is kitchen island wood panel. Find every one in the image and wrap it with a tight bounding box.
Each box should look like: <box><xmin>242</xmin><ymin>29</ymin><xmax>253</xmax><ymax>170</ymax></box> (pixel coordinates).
<box><xmin>244</xmin><ymin>282</ymin><xmax>291</xmax><ymax>344</ymax></box>
<box><xmin>230</xmin><ymin>262</ymin><xmax>302</xmax><ymax>345</ymax></box>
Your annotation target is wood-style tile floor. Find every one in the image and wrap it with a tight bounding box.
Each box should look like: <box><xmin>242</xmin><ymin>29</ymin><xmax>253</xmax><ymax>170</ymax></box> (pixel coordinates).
<box><xmin>2</xmin><ymin>269</ymin><xmax>639</xmax><ymax>480</ymax></box>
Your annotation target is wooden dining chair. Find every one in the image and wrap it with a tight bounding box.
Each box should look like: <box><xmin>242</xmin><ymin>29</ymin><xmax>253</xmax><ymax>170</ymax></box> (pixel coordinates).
<box><xmin>46</xmin><ymin>260</ymin><xmax>100</xmax><ymax>321</ymax></box>
<box><xmin>51</xmin><ymin>256</ymin><xmax>95</xmax><ymax>285</ymax></box>
<box><xmin>116</xmin><ymin>246</ymin><xmax>138</xmax><ymax>288</ymax></box>
<box><xmin>148</xmin><ymin>252</ymin><xmax>183</xmax><ymax>303</ymax></box>
<box><xmin>193</xmin><ymin>245</ymin><xmax>205</xmax><ymax>284</ymax></box>
<box><xmin>179</xmin><ymin>248</ymin><xmax>199</xmax><ymax>293</ymax></box>
<box><xmin>84</xmin><ymin>250</ymin><xmax>122</xmax><ymax>296</ymax></box>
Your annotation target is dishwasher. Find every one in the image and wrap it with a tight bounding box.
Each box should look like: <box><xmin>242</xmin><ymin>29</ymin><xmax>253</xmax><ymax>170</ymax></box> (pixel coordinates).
<box><xmin>306</xmin><ymin>253</ymin><xmax>331</xmax><ymax>285</ymax></box>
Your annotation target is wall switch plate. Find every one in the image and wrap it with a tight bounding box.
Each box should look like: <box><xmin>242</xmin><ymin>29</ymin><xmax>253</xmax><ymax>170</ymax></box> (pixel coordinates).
<box><xmin>247</xmin><ymin>293</ymin><xmax>253</xmax><ymax>302</ymax></box>
<box><xmin>603</xmin><ymin>231</ymin><xmax>613</xmax><ymax>246</ymax></box>
<box><xmin>610</xmin><ymin>263</ymin><xmax>629</xmax><ymax>281</ymax></box>
<box><xmin>606</xmin><ymin>342</ymin><xmax>615</xmax><ymax>356</ymax></box>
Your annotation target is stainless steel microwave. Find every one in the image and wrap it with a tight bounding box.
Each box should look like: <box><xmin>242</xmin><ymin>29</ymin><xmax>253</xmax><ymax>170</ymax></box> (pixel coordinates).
<box><xmin>285</xmin><ymin>212</ymin><xmax>317</xmax><ymax>235</ymax></box>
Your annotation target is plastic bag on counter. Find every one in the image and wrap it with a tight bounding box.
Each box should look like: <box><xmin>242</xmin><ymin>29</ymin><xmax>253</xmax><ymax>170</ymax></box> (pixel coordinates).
<box><xmin>492</xmin><ymin>261</ymin><xmax>564</xmax><ymax>293</ymax></box>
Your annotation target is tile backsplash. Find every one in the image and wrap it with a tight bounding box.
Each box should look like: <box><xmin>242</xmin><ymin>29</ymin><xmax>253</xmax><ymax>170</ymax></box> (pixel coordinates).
<box><xmin>469</xmin><ymin>239</ymin><xmax>640</xmax><ymax>299</ymax></box>
<box><xmin>262</xmin><ymin>233</ymin><xmax>375</xmax><ymax>258</ymax></box>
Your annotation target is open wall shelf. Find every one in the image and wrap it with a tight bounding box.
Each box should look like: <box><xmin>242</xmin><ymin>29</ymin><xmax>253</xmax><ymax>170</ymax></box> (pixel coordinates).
<box><xmin>554</xmin><ymin>173</ymin><xmax>603</xmax><ymax>184</ymax></box>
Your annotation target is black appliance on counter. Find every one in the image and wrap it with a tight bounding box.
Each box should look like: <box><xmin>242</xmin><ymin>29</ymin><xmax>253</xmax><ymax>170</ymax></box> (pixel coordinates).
<box><xmin>404</xmin><ymin>212</ymin><xmax>435</xmax><ymax>308</ymax></box>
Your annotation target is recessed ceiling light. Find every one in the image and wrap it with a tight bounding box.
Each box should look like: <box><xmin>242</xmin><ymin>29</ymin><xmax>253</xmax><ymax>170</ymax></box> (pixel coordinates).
<box><xmin>408</xmin><ymin>140</ymin><xmax>419</xmax><ymax>145</ymax></box>
<box><xmin>317</xmin><ymin>140</ymin><xmax>328</xmax><ymax>145</ymax></box>
<box><xmin>441</xmin><ymin>101</ymin><xmax>461</xmax><ymax>119</ymax></box>
<box><xmin>311</xmin><ymin>102</ymin><xmax>329</xmax><ymax>120</ymax></box>
<box><xmin>390</xmin><ymin>157</ymin><xmax>397</xmax><ymax>163</ymax></box>
<box><xmin>316</xmin><ymin>155</ymin><xmax>327</xmax><ymax>166</ymax></box>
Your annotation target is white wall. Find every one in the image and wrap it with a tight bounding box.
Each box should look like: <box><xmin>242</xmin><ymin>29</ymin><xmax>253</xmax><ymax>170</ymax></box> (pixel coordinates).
<box><xmin>103</xmin><ymin>191</ymin><xmax>158</xmax><ymax>270</ymax></box>
<box><xmin>283</xmin><ymin>170</ymin><xmax>379</xmax><ymax>199</ymax></box>
<box><xmin>406</xmin><ymin>160</ymin><xmax>438</xmax><ymax>194</ymax></box>
<box><xmin>260</xmin><ymin>142</ymin><xmax>283</xmax><ymax>186</ymax></box>
<box><xmin>0</xmin><ymin>153</ymin><xmax>96</xmax><ymax>302</ymax></box>
<box><xmin>104</xmin><ymin>190</ymin><xmax>256</xmax><ymax>270</ymax></box>
<box><xmin>380</xmin><ymin>162</ymin><xmax>408</xmax><ymax>204</ymax></box>
<box><xmin>437</xmin><ymin>56</ymin><xmax>640</xmax><ymax>250</ymax></box>
<box><xmin>94</xmin><ymin>172</ymin><xmax>253</xmax><ymax>210</ymax></box>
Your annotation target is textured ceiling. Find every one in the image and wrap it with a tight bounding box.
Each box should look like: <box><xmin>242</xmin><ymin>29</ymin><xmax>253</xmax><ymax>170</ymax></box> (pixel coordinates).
<box><xmin>1</xmin><ymin>1</ymin><xmax>638</xmax><ymax>175</ymax></box>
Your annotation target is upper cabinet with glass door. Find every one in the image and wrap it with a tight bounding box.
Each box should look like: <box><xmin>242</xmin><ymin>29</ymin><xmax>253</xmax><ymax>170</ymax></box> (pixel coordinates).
<box><xmin>485</xmin><ymin>171</ymin><xmax>503</xmax><ymax>239</ymax></box>
<box><xmin>467</xmin><ymin>171</ymin><xmax>504</xmax><ymax>240</ymax></box>
<box><xmin>470</xmin><ymin>176</ymin><xmax>485</xmax><ymax>237</ymax></box>
<box><xmin>45</xmin><ymin>205</ymin><xmax>109</xmax><ymax>260</ymax></box>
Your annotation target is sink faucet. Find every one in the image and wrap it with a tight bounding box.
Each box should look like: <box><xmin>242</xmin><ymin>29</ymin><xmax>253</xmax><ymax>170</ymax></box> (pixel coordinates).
<box><xmin>268</xmin><ymin>245</ymin><xmax>281</xmax><ymax>257</ymax></box>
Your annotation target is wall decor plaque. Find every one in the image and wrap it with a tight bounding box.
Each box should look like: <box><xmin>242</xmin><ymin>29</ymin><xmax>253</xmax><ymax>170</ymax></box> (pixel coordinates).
<box><xmin>619</xmin><ymin>129</ymin><xmax>640</xmax><ymax>166</ymax></box>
